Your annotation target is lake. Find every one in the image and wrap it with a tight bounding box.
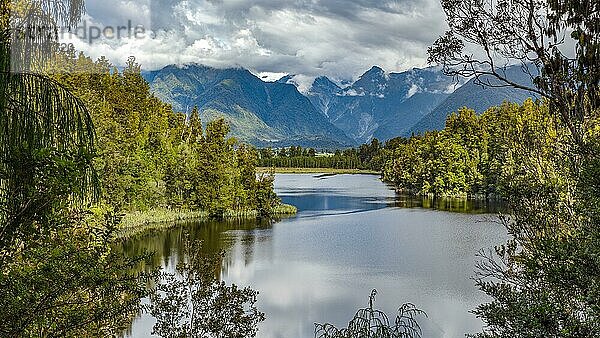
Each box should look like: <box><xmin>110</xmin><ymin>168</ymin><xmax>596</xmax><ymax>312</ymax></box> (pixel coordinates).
<box><xmin>124</xmin><ymin>174</ymin><xmax>506</xmax><ymax>338</ymax></box>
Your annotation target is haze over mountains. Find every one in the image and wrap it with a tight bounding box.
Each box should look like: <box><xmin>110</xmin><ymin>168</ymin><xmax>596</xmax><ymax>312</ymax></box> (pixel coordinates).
<box><xmin>144</xmin><ymin>63</ymin><xmax>536</xmax><ymax>148</ymax></box>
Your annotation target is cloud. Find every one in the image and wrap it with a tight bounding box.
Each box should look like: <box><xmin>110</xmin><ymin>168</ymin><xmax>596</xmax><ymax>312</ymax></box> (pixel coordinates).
<box><xmin>65</xmin><ymin>0</ymin><xmax>448</xmax><ymax>84</ymax></box>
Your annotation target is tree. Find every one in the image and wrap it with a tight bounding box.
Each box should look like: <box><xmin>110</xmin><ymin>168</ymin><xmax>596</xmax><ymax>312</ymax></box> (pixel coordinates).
<box><xmin>196</xmin><ymin>118</ymin><xmax>236</xmax><ymax>217</ymax></box>
<box><xmin>236</xmin><ymin>144</ymin><xmax>259</xmax><ymax>210</ymax></box>
<box><xmin>188</xmin><ymin>106</ymin><xmax>202</xmax><ymax>144</ymax></box>
<box><xmin>429</xmin><ymin>0</ymin><xmax>599</xmax><ymax>147</ymax></box>
<box><xmin>431</xmin><ymin>0</ymin><xmax>600</xmax><ymax>336</ymax></box>
<box><xmin>255</xmin><ymin>172</ymin><xmax>280</xmax><ymax>218</ymax></box>
<box><xmin>150</xmin><ymin>238</ymin><xmax>265</xmax><ymax>338</ymax></box>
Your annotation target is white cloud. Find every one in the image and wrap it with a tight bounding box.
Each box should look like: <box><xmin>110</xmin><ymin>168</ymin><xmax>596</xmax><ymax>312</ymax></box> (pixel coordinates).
<box><xmin>66</xmin><ymin>0</ymin><xmax>449</xmax><ymax>80</ymax></box>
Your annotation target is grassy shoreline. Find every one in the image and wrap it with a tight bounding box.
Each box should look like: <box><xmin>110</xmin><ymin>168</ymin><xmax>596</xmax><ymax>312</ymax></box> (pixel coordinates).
<box><xmin>118</xmin><ymin>204</ymin><xmax>297</xmax><ymax>240</ymax></box>
<box><xmin>257</xmin><ymin>167</ymin><xmax>380</xmax><ymax>175</ymax></box>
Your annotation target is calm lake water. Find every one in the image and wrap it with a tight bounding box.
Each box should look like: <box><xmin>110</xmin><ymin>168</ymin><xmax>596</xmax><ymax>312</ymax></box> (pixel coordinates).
<box><xmin>124</xmin><ymin>174</ymin><xmax>506</xmax><ymax>338</ymax></box>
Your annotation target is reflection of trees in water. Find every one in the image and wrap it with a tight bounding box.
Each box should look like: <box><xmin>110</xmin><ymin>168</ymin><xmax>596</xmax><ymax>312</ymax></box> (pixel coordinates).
<box><xmin>117</xmin><ymin>218</ymin><xmax>275</xmax><ymax>336</ymax></box>
<box><xmin>117</xmin><ymin>218</ymin><xmax>275</xmax><ymax>278</ymax></box>
<box><xmin>199</xmin><ymin>218</ymin><xmax>275</xmax><ymax>278</ymax></box>
<box><xmin>149</xmin><ymin>238</ymin><xmax>265</xmax><ymax>338</ymax></box>
<box><xmin>393</xmin><ymin>194</ymin><xmax>504</xmax><ymax>214</ymax></box>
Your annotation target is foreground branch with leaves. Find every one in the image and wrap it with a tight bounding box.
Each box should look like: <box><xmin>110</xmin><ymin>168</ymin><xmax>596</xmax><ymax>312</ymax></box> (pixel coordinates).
<box><xmin>314</xmin><ymin>290</ymin><xmax>426</xmax><ymax>338</ymax></box>
<box><xmin>149</xmin><ymin>237</ymin><xmax>265</xmax><ymax>338</ymax></box>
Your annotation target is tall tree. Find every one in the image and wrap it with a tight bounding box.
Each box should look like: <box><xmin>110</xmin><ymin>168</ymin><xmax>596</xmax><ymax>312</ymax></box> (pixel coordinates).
<box><xmin>0</xmin><ymin>0</ymin><xmax>96</xmax><ymax>255</ymax></box>
<box><xmin>430</xmin><ymin>0</ymin><xmax>600</xmax><ymax>336</ymax></box>
<box><xmin>429</xmin><ymin>0</ymin><xmax>599</xmax><ymax>146</ymax></box>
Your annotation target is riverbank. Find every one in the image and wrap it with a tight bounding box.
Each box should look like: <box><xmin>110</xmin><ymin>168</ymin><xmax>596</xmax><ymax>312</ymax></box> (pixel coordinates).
<box><xmin>257</xmin><ymin>167</ymin><xmax>380</xmax><ymax>175</ymax></box>
<box><xmin>118</xmin><ymin>204</ymin><xmax>297</xmax><ymax>239</ymax></box>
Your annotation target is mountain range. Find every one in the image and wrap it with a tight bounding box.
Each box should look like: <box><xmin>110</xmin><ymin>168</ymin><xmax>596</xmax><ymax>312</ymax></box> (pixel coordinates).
<box><xmin>144</xmin><ymin>64</ymin><xmax>354</xmax><ymax>148</ymax></box>
<box><xmin>305</xmin><ymin>66</ymin><xmax>457</xmax><ymax>143</ymax></box>
<box><xmin>144</xmin><ymin>63</ymin><xmax>537</xmax><ymax>148</ymax></box>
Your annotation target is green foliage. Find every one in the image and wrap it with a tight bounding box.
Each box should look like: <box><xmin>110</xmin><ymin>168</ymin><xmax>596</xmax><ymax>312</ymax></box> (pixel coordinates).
<box><xmin>0</xmin><ymin>101</ymin><xmax>152</xmax><ymax>337</ymax></box>
<box><xmin>149</xmin><ymin>238</ymin><xmax>265</xmax><ymax>338</ymax></box>
<box><xmin>259</xmin><ymin>139</ymin><xmax>387</xmax><ymax>171</ymax></box>
<box><xmin>382</xmin><ymin>100</ymin><xmax>557</xmax><ymax>198</ymax></box>
<box><xmin>0</xmin><ymin>8</ymin><xmax>97</xmax><ymax>250</ymax></box>
<box><xmin>50</xmin><ymin>51</ymin><xmax>282</xmax><ymax>218</ymax></box>
<box><xmin>50</xmin><ymin>51</ymin><xmax>173</xmax><ymax>210</ymax></box>
<box><xmin>314</xmin><ymin>290</ymin><xmax>426</xmax><ymax>338</ymax></box>
<box><xmin>0</xmin><ymin>208</ymin><xmax>152</xmax><ymax>337</ymax></box>
<box><xmin>255</xmin><ymin>172</ymin><xmax>280</xmax><ymax>217</ymax></box>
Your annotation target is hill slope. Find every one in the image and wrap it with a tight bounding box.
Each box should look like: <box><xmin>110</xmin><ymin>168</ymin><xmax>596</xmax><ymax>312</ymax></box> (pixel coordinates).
<box><xmin>144</xmin><ymin>64</ymin><xmax>354</xmax><ymax>148</ymax></box>
<box><xmin>409</xmin><ymin>66</ymin><xmax>538</xmax><ymax>134</ymax></box>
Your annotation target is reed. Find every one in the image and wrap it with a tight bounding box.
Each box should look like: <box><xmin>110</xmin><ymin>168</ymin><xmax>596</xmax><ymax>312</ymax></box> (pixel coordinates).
<box><xmin>117</xmin><ymin>204</ymin><xmax>298</xmax><ymax>240</ymax></box>
<box><xmin>274</xmin><ymin>203</ymin><xmax>298</xmax><ymax>215</ymax></box>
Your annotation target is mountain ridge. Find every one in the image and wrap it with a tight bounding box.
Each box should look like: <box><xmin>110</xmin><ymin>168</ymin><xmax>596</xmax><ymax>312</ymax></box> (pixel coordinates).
<box><xmin>144</xmin><ymin>64</ymin><xmax>355</xmax><ymax>148</ymax></box>
<box><xmin>305</xmin><ymin>66</ymin><xmax>458</xmax><ymax>143</ymax></box>
<box><xmin>144</xmin><ymin>63</ymin><xmax>538</xmax><ymax>148</ymax></box>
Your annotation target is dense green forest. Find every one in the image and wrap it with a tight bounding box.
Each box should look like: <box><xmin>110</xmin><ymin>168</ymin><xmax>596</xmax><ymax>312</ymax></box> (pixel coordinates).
<box><xmin>258</xmin><ymin>140</ymin><xmax>387</xmax><ymax>171</ymax></box>
<box><xmin>49</xmin><ymin>50</ymin><xmax>286</xmax><ymax>218</ymax></box>
<box><xmin>382</xmin><ymin>99</ymin><xmax>559</xmax><ymax>198</ymax></box>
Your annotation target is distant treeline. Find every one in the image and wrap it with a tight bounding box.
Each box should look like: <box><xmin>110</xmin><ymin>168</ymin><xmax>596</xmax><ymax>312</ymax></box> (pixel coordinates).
<box><xmin>258</xmin><ymin>139</ymin><xmax>396</xmax><ymax>171</ymax></box>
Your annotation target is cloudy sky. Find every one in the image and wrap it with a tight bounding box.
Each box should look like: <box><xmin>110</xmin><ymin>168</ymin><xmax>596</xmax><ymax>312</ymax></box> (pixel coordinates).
<box><xmin>64</xmin><ymin>0</ymin><xmax>448</xmax><ymax>85</ymax></box>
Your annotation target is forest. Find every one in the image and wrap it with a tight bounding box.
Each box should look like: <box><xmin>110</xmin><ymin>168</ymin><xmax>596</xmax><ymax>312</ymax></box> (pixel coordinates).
<box><xmin>258</xmin><ymin>140</ymin><xmax>386</xmax><ymax>171</ymax></box>
<box><xmin>50</xmin><ymin>50</ymin><xmax>289</xmax><ymax>218</ymax></box>
<box><xmin>382</xmin><ymin>99</ymin><xmax>559</xmax><ymax>198</ymax></box>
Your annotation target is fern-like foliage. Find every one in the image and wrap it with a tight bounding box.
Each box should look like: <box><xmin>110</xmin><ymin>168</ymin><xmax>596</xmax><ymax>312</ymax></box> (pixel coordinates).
<box><xmin>0</xmin><ymin>0</ymin><xmax>96</xmax><ymax>250</ymax></box>
<box><xmin>315</xmin><ymin>290</ymin><xmax>427</xmax><ymax>338</ymax></box>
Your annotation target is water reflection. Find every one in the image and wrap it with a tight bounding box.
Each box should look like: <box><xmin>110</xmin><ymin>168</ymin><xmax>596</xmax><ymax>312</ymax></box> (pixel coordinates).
<box><xmin>120</xmin><ymin>218</ymin><xmax>276</xmax><ymax>277</ymax></box>
<box><xmin>275</xmin><ymin>174</ymin><xmax>503</xmax><ymax>215</ymax></box>
<box><xmin>392</xmin><ymin>194</ymin><xmax>504</xmax><ymax>214</ymax></box>
<box><xmin>125</xmin><ymin>174</ymin><xmax>506</xmax><ymax>338</ymax></box>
